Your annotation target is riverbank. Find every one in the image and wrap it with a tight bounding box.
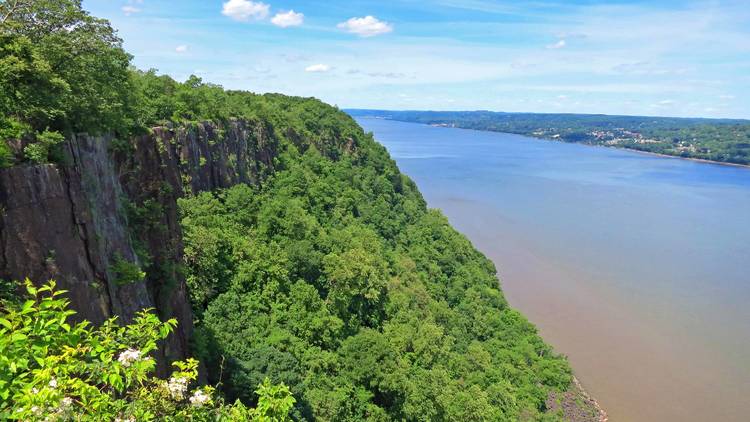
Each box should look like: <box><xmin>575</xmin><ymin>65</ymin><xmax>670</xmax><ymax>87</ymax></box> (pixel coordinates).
<box><xmin>509</xmin><ymin>132</ymin><xmax>750</xmax><ymax>170</ymax></box>
<box><xmin>547</xmin><ymin>377</ymin><xmax>609</xmax><ymax>422</ymax></box>
<box><xmin>347</xmin><ymin>111</ymin><xmax>750</xmax><ymax>170</ymax></box>
<box><xmin>371</xmin><ymin>116</ymin><xmax>750</xmax><ymax>169</ymax></box>
<box><xmin>613</xmin><ymin>146</ymin><xmax>750</xmax><ymax>169</ymax></box>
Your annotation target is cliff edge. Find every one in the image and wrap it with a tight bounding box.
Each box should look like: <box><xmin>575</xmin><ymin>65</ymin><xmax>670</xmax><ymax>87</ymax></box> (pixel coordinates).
<box><xmin>0</xmin><ymin>119</ymin><xmax>277</xmax><ymax>368</ymax></box>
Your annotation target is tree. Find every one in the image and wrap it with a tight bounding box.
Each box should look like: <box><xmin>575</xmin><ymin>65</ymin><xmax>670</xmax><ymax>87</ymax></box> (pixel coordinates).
<box><xmin>0</xmin><ymin>0</ymin><xmax>132</xmax><ymax>160</ymax></box>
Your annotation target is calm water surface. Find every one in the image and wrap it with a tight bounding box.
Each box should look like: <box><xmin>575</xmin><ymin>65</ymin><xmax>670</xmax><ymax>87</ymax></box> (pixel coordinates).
<box><xmin>357</xmin><ymin>118</ymin><xmax>750</xmax><ymax>422</ymax></box>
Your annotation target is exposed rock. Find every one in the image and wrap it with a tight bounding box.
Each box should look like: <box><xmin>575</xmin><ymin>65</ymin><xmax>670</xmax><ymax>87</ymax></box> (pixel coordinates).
<box><xmin>546</xmin><ymin>376</ymin><xmax>608</xmax><ymax>422</ymax></box>
<box><xmin>0</xmin><ymin>163</ymin><xmax>112</xmax><ymax>324</ymax></box>
<box><xmin>0</xmin><ymin>120</ymin><xmax>278</xmax><ymax>370</ymax></box>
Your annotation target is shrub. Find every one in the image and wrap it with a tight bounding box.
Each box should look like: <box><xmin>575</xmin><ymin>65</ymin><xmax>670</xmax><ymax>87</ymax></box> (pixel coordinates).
<box><xmin>110</xmin><ymin>255</ymin><xmax>146</xmax><ymax>286</ymax></box>
<box><xmin>0</xmin><ymin>141</ymin><xmax>12</xmax><ymax>168</ymax></box>
<box><xmin>0</xmin><ymin>280</ymin><xmax>295</xmax><ymax>421</ymax></box>
<box><xmin>22</xmin><ymin>130</ymin><xmax>64</xmax><ymax>164</ymax></box>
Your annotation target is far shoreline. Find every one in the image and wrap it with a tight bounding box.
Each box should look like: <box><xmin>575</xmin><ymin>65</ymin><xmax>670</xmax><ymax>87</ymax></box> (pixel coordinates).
<box><xmin>477</xmin><ymin>127</ymin><xmax>750</xmax><ymax>169</ymax></box>
<box><xmin>359</xmin><ymin>117</ymin><xmax>750</xmax><ymax>170</ymax></box>
<box><xmin>608</xmin><ymin>147</ymin><xmax>750</xmax><ymax>169</ymax></box>
<box><xmin>474</xmin><ymin>125</ymin><xmax>750</xmax><ymax>169</ymax></box>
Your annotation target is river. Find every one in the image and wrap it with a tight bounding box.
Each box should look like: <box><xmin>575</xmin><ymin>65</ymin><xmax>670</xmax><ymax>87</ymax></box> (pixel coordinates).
<box><xmin>356</xmin><ymin>117</ymin><xmax>750</xmax><ymax>422</ymax></box>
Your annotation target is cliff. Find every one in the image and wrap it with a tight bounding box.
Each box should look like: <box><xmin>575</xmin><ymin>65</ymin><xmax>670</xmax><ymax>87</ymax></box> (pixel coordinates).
<box><xmin>0</xmin><ymin>119</ymin><xmax>277</xmax><ymax>367</ymax></box>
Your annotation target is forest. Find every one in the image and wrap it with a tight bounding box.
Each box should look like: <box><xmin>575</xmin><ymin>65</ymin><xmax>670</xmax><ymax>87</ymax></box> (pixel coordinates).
<box><xmin>0</xmin><ymin>1</ymin><xmax>579</xmax><ymax>420</ymax></box>
<box><xmin>347</xmin><ymin>110</ymin><xmax>750</xmax><ymax>166</ymax></box>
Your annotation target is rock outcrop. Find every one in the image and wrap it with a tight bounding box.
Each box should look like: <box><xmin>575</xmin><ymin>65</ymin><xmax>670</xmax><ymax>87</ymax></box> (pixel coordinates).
<box><xmin>0</xmin><ymin>119</ymin><xmax>278</xmax><ymax>368</ymax></box>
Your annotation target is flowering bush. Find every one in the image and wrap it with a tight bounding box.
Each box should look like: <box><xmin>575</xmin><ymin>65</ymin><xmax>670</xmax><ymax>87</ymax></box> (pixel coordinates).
<box><xmin>0</xmin><ymin>280</ymin><xmax>295</xmax><ymax>421</ymax></box>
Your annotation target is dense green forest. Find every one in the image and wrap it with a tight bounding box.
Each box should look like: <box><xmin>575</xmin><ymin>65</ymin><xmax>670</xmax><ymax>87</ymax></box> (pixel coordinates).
<box><xmin>347</xmin><ymin>110</ymin><xmax>750</xmax><ymax>166</ymax></box>
<box><xmin>0</xmin><ymin>1</ymin><xmax>580</xmax><ymax>420</ymax></box>
<box><xmin>178</xmin><ymin>114</ymin><xmax>572</xmax><ymax>420</ymax></box>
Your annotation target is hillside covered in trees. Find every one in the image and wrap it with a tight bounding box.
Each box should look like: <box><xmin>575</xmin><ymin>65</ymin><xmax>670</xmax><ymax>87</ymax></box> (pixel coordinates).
<box><xmin>347</xmin><ymin>110</ymin><xmax>750</xmax><ymax>166</ymax></box>
<box><xmin>0</xmin><ymin>1</ymin><xmax>602</xmax><ymax>421</ymax></box>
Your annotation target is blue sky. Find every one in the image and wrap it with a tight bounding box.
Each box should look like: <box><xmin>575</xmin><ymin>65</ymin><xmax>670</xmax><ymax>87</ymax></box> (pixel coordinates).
<box><xmin>83</xmin><ymin>0</ymin><xmax>750</xmax><ymax>118</ymax></box>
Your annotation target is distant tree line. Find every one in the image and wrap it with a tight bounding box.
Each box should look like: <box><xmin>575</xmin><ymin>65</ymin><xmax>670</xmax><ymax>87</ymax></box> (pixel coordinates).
<box><xmin>347</xmin><ymin>110</ymin><xmax>750</xmax><ymax>165</ymax></box>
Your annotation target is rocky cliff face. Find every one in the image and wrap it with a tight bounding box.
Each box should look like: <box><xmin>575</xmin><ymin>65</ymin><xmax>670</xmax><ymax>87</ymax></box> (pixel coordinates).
<box><xmin>0</xmin><ymin>119</ymin><xmax>277</xmax><ymax>367</ymax></box>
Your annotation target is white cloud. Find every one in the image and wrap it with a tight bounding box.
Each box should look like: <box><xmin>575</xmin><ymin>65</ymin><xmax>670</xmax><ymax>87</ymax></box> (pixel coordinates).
<box><xmin>222</xmin><ymin>0</ymin><xmax>269</xmax><ymax>22</ymax></box>
<box><xmin>175</xmin><ymin>45</ymin><xmax>188</xmax><ymax>53</ymax></box>
<box><xmin>305</xmin><ymin>64</ymin><xmax>331</xmax><ymax>73</ymax></box>
<box><xmin>546</xmin><ymin>39</ymin><xmax>566</xmax><ymax>49</ymax></box>
<box><xmin>337</xmin><ymin>16</ymin><xmax>393</xmax><ymax>37</ymax></box>
<box><xmin>719</xmin><ymin>94</ymin><xmax>735</xmax><ymax>100</ymax></box>
<box><xmin>271</xmin><ymin>10</ymin><xmax>304</xmax><ymax>28</ymax></box>
<box><xmin>122</xmin><ymin>6</ymin><xmax>140</xmax><ymax>16</ymax></box>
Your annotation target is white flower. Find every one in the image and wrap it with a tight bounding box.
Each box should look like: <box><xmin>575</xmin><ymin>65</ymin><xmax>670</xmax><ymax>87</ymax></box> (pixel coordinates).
<box><xmin>61</xmin><ymin>397</ymin><xmax>73</xmax><ymax>407</ymax></box>
<box><xmin>117</xmin><ymin>348</ymin><xmax>142</xmax><ymax>367</ymax></box>
<box><xmin>31</xmin><ymin>387</ymin><xmax>39</xmax><ymax>394</ymax></box>
<box><xmin>167</xmin><ymin>377</ymin><xmax>188</xmax><ymax>400</ymax></box>
<box><xmin>114</xmin><ymin>417</ymin><xmax>136</xmax><ymax>422</ymax></box>
<box><xmin>48</xmin><ymin>378</ymin><xmax>57</xmax><ymax>388</ymax></box>
<box><xmin>189</xmin><ymin>389</ymin><xmax>211</xmax><ymax>407</ymax></box>
<box><xmin>30</xmin><ymin>406</ymin><xmax>40</xmax><ymax>414</ymax></box>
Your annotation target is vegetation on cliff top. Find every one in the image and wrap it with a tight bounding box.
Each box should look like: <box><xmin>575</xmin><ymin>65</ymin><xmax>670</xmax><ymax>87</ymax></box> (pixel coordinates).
<box><xmin>0</xmin><ymin>0</ymin><xmax>351</xmax><ymax>167</ymax></box>
<box><xmin>1</xmin><ymin>1</ymin><xmax>576</xmax><ymax>420</ymax></box>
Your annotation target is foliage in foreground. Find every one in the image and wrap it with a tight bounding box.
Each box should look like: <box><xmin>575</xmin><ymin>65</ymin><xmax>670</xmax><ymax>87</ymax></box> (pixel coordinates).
<box><xmin>0</xmin><ymin>280</ymin><xmax>295</xmax><ymax>421</ymax></box>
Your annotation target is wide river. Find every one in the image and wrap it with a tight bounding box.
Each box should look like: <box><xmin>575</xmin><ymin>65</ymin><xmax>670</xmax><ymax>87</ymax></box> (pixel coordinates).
<box><xmin>357</xmin><ymin>118</ymin><xmax>750</xmax><ymax>422</ymax></box>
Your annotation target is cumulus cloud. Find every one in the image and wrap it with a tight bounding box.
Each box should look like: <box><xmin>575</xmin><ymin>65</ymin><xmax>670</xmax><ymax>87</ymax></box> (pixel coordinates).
<box><xmin>337</xmin><ymin>16</ymin><xmax>393</xmax><ymax>37</ymax></box>
<box><xmin>222</xmin><ymin>0</ymin><xmax>269</xmax><ymax>22</ymax></box>
<box><xmin>305</xmin><ymin>64</ymin><xmax>331</xmax><ymax>73</ymax></box>
<box><xmin>546</xmin><ymin>39</ymin><xmax>566</xmax><ymax>49</ymax></box>
<box><xmin>175</xmin><ymin>45</ymin><xmax>188</xmax><ymax>53</ymax></box>
<box><xmin>271</xmin><ymin>10</ymin><xmax>304</xmax><ymax>27</ymax></box>
<box><xmin>122</xmin><ymin>6</ymin><xmax>140</xmax><ymax>15</ymax></box>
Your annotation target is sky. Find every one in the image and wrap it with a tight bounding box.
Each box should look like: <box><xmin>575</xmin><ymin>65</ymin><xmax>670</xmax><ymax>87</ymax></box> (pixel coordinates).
<box><xmin>83</xmin><ymin>0</ymin><xmax>750</xmax><ymax>119</ymax></box>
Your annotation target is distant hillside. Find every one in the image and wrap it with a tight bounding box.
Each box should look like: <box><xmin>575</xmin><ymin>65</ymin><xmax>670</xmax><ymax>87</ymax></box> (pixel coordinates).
<box><xmin>347</xmin><ymin>109</ymin><xmax>750</xmax><ymax>166</ymax></box>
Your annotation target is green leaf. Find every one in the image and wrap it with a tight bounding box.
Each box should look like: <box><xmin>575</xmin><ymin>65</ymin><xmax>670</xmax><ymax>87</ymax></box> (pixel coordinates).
<box><xmin>0</xmin><ymin>318</ymin><xmax>11</xmax><ymax>330</ymax></box>
<box><xmin>21</xmin><ymin>300</ymin><xmax>36</xmax><ymax>314</ymax></box>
